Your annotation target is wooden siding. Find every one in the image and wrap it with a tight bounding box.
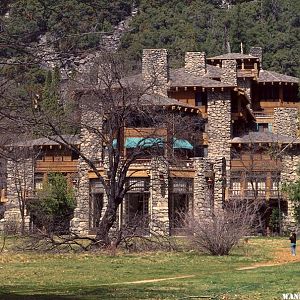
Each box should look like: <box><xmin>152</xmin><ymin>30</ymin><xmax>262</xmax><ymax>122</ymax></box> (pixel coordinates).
<box><xmin>35</xmin><ymin>160</ymin><xmax>78</xmax><ymax>173</ymax></box>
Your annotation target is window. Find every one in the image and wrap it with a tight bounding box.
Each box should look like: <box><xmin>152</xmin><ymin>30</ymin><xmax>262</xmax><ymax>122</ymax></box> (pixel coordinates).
<box><xmin>125</xmin><ymin>178</ymin><xmax>150</xmax><ymax>230</ymax></box>
<box><xmin>89</xmin><ymin>179</ymin><xmax>104</xmax><ymax>230</ymax></box>
<box><xmin>34</xmin><ymin>173</ymin><xmax>44</xmax><ymax>190</ymax></box>
<box><xmin>169</xmin><ymin>178</ymin><xmax>193</xmax><ymax>235</ymax></box>
<box><xmin>195</xmin><ymin>92</ymin><xmax>207</xmax><ymax>106</ymax></box>
<box><xmin>245</xmin><ymin>174</ymin><xmax>266</xmax><ymax>197</ymax></box>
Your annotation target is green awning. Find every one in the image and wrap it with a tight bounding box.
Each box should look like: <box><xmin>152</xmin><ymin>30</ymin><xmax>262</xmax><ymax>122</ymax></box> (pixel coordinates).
<box><xmin>125</xmin><ymin>137</ymin><xmax>163</xmax><ymax>148</ymax></box>
<box><xmin>173</xmin><ymin>139</ymin><xmax>193</xmax><ymax>150</ymax></box>
<box><xmin>112</xmin><ymin>138</ymin><xmax>193</xmax><ymax>150</ymax></box>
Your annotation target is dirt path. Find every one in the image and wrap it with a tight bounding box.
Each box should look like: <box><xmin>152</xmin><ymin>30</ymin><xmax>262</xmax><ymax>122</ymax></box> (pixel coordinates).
<box><xmin>99</xmin><ymin>275</ymin><xmax>196</xmax><ymax>286</ymax></box>
<box><xmin>237</xmin><ymin>247</ymin><xmax>300</xmax><ymax>270</ymax></box>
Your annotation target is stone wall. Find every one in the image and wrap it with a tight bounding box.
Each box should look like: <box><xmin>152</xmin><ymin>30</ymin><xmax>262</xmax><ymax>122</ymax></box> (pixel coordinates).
<box><xmin>185</xmin><ymin>52</ymin><xmax>206</xmax><ymax>77</ymax></box>
<box><xmin>193</xmin><ymin>158</ymin><xmax>214</xmax><ymax>219</ymax></box>
<box><xmin>281</xmin><ymin>147</ymin><xmax>300</xmax><ymax>225</ymax></box>
<box><xmin>149</xmin><ymin>157</ymin><xmax>169</xmax><ymax>234</ymax></box>
<box><xmin>2</xmin><ymin>158</ymin><xmax>33</xmax><ymax>232</ymax></box>
<box><xmin>273</xmin><ymin>108</ymin><xmax>299</xmax><ymax>138</ymax></box>
<box><xmin>207</xmin><ymin>90</ymin><xmax>232</xmax><ymax>161</ymax></box>
<box><xmin>142</xmin><ymin>49</ymin><xmax>169</xmax><ymax>96</ymax></box>
<box><xmin>70</xmin><ymin>103</ymin><xmax>103</xmax><ymax>235</ymax></box>
<box><xmin>221</xmin><ymin>60</ymin><xmax>237</xmax><ymax>86</ymax></box>
<box><xmin>249</xmin><ymin>47</ymin><xmax>263</xmax><ymax>65</ymax></box>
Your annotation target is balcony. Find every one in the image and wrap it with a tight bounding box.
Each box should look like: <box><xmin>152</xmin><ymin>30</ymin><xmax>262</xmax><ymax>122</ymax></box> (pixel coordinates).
<box><xmin>228</xmin><ymin>188</ymin><xmax>281</xmax><ymax>200</ymax></box>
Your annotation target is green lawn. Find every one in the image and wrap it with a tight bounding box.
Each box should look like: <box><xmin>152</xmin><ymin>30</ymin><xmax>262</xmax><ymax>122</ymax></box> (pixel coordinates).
<box><xmin>0</xmin><ymin>237</ymin><xmax>299</xmax><ymax>299</ymax></box>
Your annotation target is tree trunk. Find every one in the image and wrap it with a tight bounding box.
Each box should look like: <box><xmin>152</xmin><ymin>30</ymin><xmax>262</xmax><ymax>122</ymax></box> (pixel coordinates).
<box><xmin>95</xmin><ymin>200</ymin><xmax>118</xmax><ymax>247</ymax></box>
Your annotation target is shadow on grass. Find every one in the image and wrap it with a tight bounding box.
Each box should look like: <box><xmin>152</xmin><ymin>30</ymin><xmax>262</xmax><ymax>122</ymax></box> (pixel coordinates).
<box><xmin>0</xmin><ymin>285</ymin><xmax>189</xmax><ymax>300</ymax></box>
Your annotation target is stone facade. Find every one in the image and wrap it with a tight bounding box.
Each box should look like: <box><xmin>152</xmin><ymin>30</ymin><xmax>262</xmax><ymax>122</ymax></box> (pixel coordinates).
<box><xmin>281</xmin><ymin>148</ymin><xmax>300</xmax><ymax>225</ymax></box>
<box><xmin>185</xmin><ymin>52</ymin><xmax>206</xmax><ymax>77</ymax></box>
<box><xmin>142</xmin><ymin>49</ymin><xmax>169</xmax><ymax>96</ymax></box>
<box><xmin>149</xmin><ymin>157</ymin><xmax>169</xmax><ymax>234</ymax></box>
<box><xmin>70</xmin><ymin>105</ymin><xmax>103</xmax><ymax>235</ymax></box>
<box><xmin>221</xmin><ymin>60</ymin><xmax>237</xmax><ymax>86</ymax></box>
<box><xmin>273</xmin><ymin>108</ymin><xmax>299</xmax><ymax>138</ymax></box>
<box><xmin>207</xmin><ymin>90</ymin><xmax>232</xmax><ymax>161</ymax></box>
<box><xmin>249</xmin><ymin>47</ymin><xmax>263</xmax><ymax>65</ymax></box>
<box><xmin>2</xmin><ymin>158</ymin><xmax>33</xmax><ymax>232</ymax></box>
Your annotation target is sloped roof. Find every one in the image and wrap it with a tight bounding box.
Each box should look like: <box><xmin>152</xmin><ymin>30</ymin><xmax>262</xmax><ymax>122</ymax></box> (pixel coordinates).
<box><xmin>169</xmin><ymin>68</ymin><xmax>233</xmax><ymax>88</ymax></box>
<box><xmin>205</xmin><ymin>64</ymin><xmax>222</xmax><ymax>78</ymax></box>
<box><xmin>140</xmin><ymin>93</ymin><xmax>197</xmax><ymax>109</ymax></box>
<box><xmin>230</xmin><ymin>131</ymin><xmax>300</xmax><ymax>144</ymax></box>
<box><xmin>257</xmin><ymin>70</ymin><xmax>299</xmax><ymax>84</ymax></box>
<box><xmin>207</xmin><ymin>53</ymin><xmax>258</xmax><ymax>60</ymax></box>
<box><xmin>12</xmin><ymin>135</ymin><xmax>80</xmax><ymax>147</ymax></box>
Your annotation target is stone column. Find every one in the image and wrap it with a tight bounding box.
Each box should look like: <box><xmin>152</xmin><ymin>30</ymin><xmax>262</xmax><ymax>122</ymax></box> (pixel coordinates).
<box><xmin>185</xmin><ymin>52</ymin><xmax>206</xmax><ymax>77</ymax></box>
<box><xmin>249</xmin><ymin>47</ymin><xmax>263</xmax><ymax>66</ymax></box>
<box><xmin>212</xmin><ymin>158</ymin><xmax>227</xmax><ymax>212</ymax></box>
<box><xmin>221</xmin><ymin>60</ymin><xmax>237</xmax><ymax>86</ymax></box>
<box><xmin>193</xmin><ymin>158</ymin><xmax>214</xmax><ymax>219</ymax></box>
<box><xmin>149</xmin><ymin>157</ymin><xmax>169</xmax><ymax>235</ymax></box>
<box><xmin>281</xmin><ymin>148</ymin><xmax>300</xmax><ymax>226</ymax></box>
<box><xmin>70</xmin><ymin>102</ymin><xmax>103</xmax><ymax>235</ymax></box>
<box><xmin>2</xmin><ymin>158</ymin><xmax>33</xmax><ymax>233</ymax></box>
<box><xmin>273</xmin><ymin>108</ymin><xmax>299</xmax><ymax>138</ymax></box>
<box><xmin>142</xmin><ymin>49</ymin><xmax>169</xmax><ymax>96</ymax></box>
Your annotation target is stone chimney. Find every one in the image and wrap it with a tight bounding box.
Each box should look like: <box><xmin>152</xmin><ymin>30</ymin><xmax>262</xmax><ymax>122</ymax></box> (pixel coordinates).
<box><xmin>142</xmin><ymin>49</ymin><xmax>169</xmax><ymax>96</ymax></box>
<box><xmin>249</xmin><ymin>47</ymin><xmax>263</xmax><ymax>66</ymax></box>
<box><xmin>220</xmin><ymin>60</ymin><xmax>237</xmax><ymax>86</ymax></box>
<box><xmin>185</xmin><ymin>52</ymin><xmax>206</xmax><ymax>77</ymax></box>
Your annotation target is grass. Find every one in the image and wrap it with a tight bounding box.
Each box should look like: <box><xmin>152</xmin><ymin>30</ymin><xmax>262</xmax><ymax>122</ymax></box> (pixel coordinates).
<box><xmin>0</xmin><ymin>237</ymin><xmax>299</xmax><ymax>299</ymax></box>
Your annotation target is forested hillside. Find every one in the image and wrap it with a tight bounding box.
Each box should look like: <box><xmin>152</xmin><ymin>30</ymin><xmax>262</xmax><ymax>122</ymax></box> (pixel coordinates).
<box><xmin>1</xmin><ymin>0</ymin><xmax>299</xmax><ymax>77</ymax></box>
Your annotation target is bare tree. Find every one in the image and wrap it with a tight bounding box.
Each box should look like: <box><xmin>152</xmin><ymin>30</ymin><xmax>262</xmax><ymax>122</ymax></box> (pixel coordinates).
<box><xmin>185</xmin><ymin>199</ymin><xmax>259</xmax><ymax>255</ymax></box>
<box><xmin>1</xmin><ymin>51</ymin><xmax>201</xmax><ymax>246</ymax></box>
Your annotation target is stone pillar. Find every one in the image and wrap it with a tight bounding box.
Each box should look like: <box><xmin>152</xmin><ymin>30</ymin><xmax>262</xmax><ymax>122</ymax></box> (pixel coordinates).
<box><xmin>149</xmin><ymin>157</ymin><xmax>169</xmax><ymax>235</ymax></box>
<box><xmin>70</xmin><ymin>100</ymin><xmax>103</xmax><ymax>235</ymax></box>
<box><xmin>193</xmin><ymin>158</ymin><xmax>214</xmax><ymax>219</ymax></box>
<box><xmin>185</xmin><ymin>52</ymin><xmax>206</xmax><ymax>77</ymax></box>
<box><xmin>207</xmin><ymin>89</ymin><xmax>232</xmax><ymax>161</ymax></box>
<box><xmin>3</xmin><ymin>158</ymin><xmax>33</xmax><ymax>233</ymax></box>
<box><xmin>273</xmin><ymin>108</ymin><xmax>299</xmax><ymax>138</ymax></box>
<box><xmin>142</xmin><ymin>49</ymin><xmax>169</xmax><ymax>96</ymax></box>
<box><xmin>221</xmin><ymin>60</ymin><xmax>237</xmax><ymax>86</ymax></box>
<box><xmin>249</xmin><ymin>47</ymin><xmax>263</xmax><ymax>66</ymax></box>
<box><xmin>212</xmin><ymin>158</ymin><xmax>227</xmax><ymax>212</ymax></box>
<box><xmin>281</xmin><ymin>148</ymin><xmax>300</xmax><ymax>226</ymax></box>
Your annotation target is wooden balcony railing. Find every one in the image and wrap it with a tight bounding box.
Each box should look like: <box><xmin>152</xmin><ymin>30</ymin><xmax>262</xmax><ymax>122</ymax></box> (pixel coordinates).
<box><xmin>228</xmin><ymin>188</ymin><xmax>281</xmax><ymax>199</ymax></box>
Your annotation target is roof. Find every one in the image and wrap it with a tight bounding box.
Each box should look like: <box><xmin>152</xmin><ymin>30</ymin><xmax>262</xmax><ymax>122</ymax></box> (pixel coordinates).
<box><xmin>207</xmin><ymin>53</ymin><xmax>258</xmax><ymax>60</ymax></box>
<box><xmin>12</xmin><ymin>135</ymin><xmax>80</xmax><ymax>147</ymax></box>
<box><xmin>169</xmin><ymin>68</ymin><xmax>233</xmax><ymax>88</ymax></box>
<box><xmin>230</xmin><ymin>131</ymin><xmax>300</xmax><ymax>144</ymax></box>
<box><xmin>140</xmin><ymin>93</ymin><xmax>198</xmax><ymax>110</ymax></box>
<box><xmin>205</xmin><ymin>64</ymin><xmax>222</xmax><ymax>78</ymax></box>
<box><xmin>257</xmin><ymin>70</ymin><xmax>299</xmax><ymax>84</ymax></box>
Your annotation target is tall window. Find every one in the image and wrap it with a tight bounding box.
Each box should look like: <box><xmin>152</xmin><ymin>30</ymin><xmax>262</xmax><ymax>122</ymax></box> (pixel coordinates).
<box><xmin>125</xmin><ymin>178</ymin><xmax>150</xmax><ymax>229</ymax></box>
<box><xmin>169</xmin><ymin>178</ymin><xmax>193</xmax><ymax>235</ymax></box>
<box><xmin>89</xmin><ymin>179</ymin><xmax>104</xmax><ymax>230</ymax></box>
<box><xmin>245</xmin><ymin>174</ymin><xmax>266</xmax><ymax>198</ymax></box>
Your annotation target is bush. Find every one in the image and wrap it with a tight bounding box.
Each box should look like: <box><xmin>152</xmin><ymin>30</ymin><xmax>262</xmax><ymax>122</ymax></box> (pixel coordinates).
<box><xmin>27</xmin><ymin>173</ymin><xmax>76</xmax><ymax>234</ymax></box>
<box><xmin>186</xmin><ymin>200</ymin><xmax>259</xmax><ymax>256</ymax></box>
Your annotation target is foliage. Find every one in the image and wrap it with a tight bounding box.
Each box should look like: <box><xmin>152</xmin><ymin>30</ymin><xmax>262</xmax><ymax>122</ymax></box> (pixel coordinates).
<box><xmin>121</xmin><ymin>0</ymin><xmax>300</xmax><ymax>77</ymax></box>
<box><xmin>283</xmin><ymin>178</ymin><xmax>300</xmax><ymax>225</ymax></box>
<box><xmin>269</xmin><ymin>207</ymin><xmax>284</xmax><ymax>233</ymax></box>
<box><xmin>27</xmin><ymin>173</ymin><xmax>76</xmax><ymax>233</ymax></box>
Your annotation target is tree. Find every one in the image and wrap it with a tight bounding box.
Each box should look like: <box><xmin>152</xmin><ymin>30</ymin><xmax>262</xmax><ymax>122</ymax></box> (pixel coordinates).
<box><xmin>27</xmin><ymin>173</ymin><xmax>76</xmax><ymax>233</ymax></box>
<box><xmin>282</xmin><ymin>173</ymin><xmax>300</xmax><ymax>225</ymax></box>
<box><xmin>2</xmin><ymin>50</ymin><xmax>201</xmax><ymax>246</ymax></box>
